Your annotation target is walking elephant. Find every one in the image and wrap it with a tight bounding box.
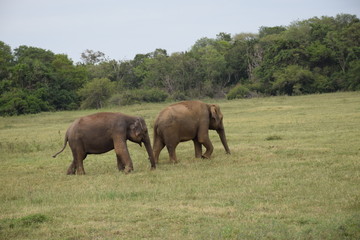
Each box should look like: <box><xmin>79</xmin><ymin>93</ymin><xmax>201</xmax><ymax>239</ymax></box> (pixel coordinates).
<box><xmin>53</xmin><ymin>112</ymin><xmax>156</xmax><ymax>174</ymax></box>
<box><xmin>153</xmin><ymin>101</ymin><xmax>231</xmax><ymax>163</ymax></box>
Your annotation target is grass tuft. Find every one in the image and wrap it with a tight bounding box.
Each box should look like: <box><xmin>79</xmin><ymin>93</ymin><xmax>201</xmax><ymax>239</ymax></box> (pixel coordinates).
<box><xmin>265</xmin><ymin>135</ymin><xmax>283</xmax><ymax>141</ymax></box>
<box><xmin>16</xmin><ymin>214</ymin><xmax>48</xmax><ymax>227</ymax></box>
<box><xmin>0</xmin><ymin>213</ymin><xmax>48</xmax><ymax>230</ymax></box>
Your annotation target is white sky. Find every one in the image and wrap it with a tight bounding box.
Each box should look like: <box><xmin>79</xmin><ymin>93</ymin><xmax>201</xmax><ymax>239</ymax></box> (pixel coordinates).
<box><xmin>1</xmin><ymin>0</ymin><xmax>359</xmax><ymax>62</ymax></box>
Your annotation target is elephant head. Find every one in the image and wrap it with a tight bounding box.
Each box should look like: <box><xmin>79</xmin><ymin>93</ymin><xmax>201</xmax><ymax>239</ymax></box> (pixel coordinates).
<box><xmin>129</xmin><ymin>117</ymin><xmax>156</xmax><ymax>169</ymax></box>
<box><xmin>209</xmin><ymin>104</ymin><xmax>231</xmax><ymax>155</ymax></box>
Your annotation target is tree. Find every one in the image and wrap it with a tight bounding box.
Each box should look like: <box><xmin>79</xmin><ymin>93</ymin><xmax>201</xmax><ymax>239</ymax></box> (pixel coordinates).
<box><xmin>12</xmin><ymin>46</ymin><xmax>55</xmax><ymax>90</ymax></box>
<box><xmin>346</xmin><ymin>60</ymin><xmax>360</xmax><ymax>90</ymax></box>
<box><xmin>80</xmin><ymin>49</ymin><xmax>107</xmax><ymax>65</ymax></box>
<box><xmin>78</xmin><ymin>78</ymin><xmax>115</xmax><ymax>109</ymax></box>
<box><xmin>116</xmin><ymin>60</ymin><xmax>141</xmax><ymax>89</ymax></box>
<box><xmin>49</xmin><ymin>54</ymin><xmax>87</xmax><ymax>110</ymax></box>
<box><xmin>259</xmin><ymin>26</ymin><xmax>286</xmax><ymax>38</ymax></box>
<box><xmin>0</xmin><ymin>44</ymin><xmax>89</xmax><ymax>115</ymax></box>
<box><xmin>216</xmin><ymin>32</ymin><xmax>232</xmax><ymax>42</ymax></box>
<box><xmin>199</xmin><ymin>45</ymin><xmax>227</xmax><ymax>91</ymax></box>
<box><xmin>325</xmin><ymin>18</ymin><xmax>360</xmax><ymax>74</ymax></box>
<box><xmin>0</xmin><ymin>41</ymin><xmax>13</xmax><ymax>80</ymax></box>
<box><xmin>231</xmin><ymin>33</ymin><xmax>262</xmax><ymax>82</ymax></box>
<box><xmin>1</xmin><ymin>14</ymin><xmax>359</xmax><ymax>115</ymax></box>
<box><xmin>167</xmin><ymin>52</ymin><xmax>201</xmax><ymax>97</ymax></box>
<box><xmin>139</xmin><ymin>54</ymin><xmax>171</xmax><ymax>90</ymax></box>
<box><xmin>0</xmin><ymin>88</ymin><xmax>50</xmax><ymax>115</ymax></box>
<box><xmin>272</xmin><ymin>65</ymin><xmax>314</xmax><ymax>95</ymax></box>
<box><xmin>190</xmin><ymin>37</ymin><xmax>216</xmax><ymax>52</ymax></box>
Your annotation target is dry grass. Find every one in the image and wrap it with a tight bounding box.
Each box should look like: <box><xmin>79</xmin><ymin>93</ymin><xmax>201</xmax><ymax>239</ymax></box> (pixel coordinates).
<box><xmin>1</xmin><ymin>92</ymin><xmax>360</xmax><ymax>239</ymax></box>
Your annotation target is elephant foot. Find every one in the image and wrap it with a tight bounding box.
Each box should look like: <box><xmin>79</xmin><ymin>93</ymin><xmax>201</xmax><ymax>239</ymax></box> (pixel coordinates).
<box><xmin>201</xmin><ymin>155</ymin><xmax>210</xmax><ymax>159</ymax></box>
<box><xmin>67</xmin><ymin>168</ymin><xmax>76</xmax><ymax>175</ymax></box>
<box><xmin>124</xmin><ymin>166</ymin><xmax>133</xmax><ymax>174</ymax></box>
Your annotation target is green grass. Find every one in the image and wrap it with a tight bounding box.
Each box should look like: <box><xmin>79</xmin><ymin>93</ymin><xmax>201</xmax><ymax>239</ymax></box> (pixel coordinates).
<box><xmin>1</xmin><ymin>92</ymin><xmax>360</xmax><ymax>239</ymax></box>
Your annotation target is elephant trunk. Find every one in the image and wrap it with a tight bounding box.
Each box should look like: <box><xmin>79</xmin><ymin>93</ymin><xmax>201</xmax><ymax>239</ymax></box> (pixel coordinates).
<box><xmin>217</xmin><ymin>128</ymin><xmax>231</xmax><ymax>154</ymax></box>
<box><xmin>143</xmin><ymin>134</ymin><xmax>156</xmax><ymax>169</ymax></box>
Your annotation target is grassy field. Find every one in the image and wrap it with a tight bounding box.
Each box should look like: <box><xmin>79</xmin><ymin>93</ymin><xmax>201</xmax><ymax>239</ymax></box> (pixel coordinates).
<box><xmin>0</xmin><ymin>92</ymin><xmax>359</xmax><ymax>239</ymax></box>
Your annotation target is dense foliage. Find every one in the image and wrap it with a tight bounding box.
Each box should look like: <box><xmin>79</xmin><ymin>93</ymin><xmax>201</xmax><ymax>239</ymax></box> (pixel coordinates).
<box><xmin>1</xmin><ymin>14</ymin><xmax>359</xmax><ymax>115</ymax></box>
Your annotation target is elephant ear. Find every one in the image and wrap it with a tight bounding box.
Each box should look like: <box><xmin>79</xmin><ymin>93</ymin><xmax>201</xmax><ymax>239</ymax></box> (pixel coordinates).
<box><xmin>131</xmin><ymin>118</ymin><xmax>144</xmax><ymax>137</ymax></box>
<box><xmin>210</xmin><ymin>104</ymin><xmax>220</xmax><ymax>124</ymax></box>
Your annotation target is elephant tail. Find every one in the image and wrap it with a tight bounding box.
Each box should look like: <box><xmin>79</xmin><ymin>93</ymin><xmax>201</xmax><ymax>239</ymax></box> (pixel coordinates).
<box><xmin>153</xmin><ymin>121</ymin><xmax>160</xmax><ymax>140</ymax></box>
<box><xmin>153</xmin><ymin>123</ymin><xmax>158</xmax><ymax>142</ymax></box>
<box><xmin>52</xmin><ymin>134</ymin><xmax>68</xmax><ymax>158</ymax></box>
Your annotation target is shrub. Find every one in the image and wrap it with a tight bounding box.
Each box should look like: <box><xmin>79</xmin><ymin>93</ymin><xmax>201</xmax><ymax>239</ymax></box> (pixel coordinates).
<box><xmin>78</xmin><ymin>78</ymin><xmax>115</xmax><ymax>109</ymax></box>
<box><xmin>109</xmin><ymin>88</ymin><xmax>168</xmax><ymax>106</ymax></box>
<box><xmin>108</xmin><ymin>94</ymin><xmax>122</xmax><ymax>106</ymax></box>
<box><xmin>227</xmin><ymin>85</ymin><xmax>251</xmax><ymax>100</ymax></box>
<box><xmin>141</xmin><ymin>88</ymin><xmax>168</xmax><ymax>102</ymax></box>
<box><xmin>0</xmin><ymin>89</ymin><xmax>50</xmax><ymax>116</ymax></box>
<box><xmin>346</xmin><ymin>60</ymin><xmax>360</xmax><ymax>91</ymax></box>
<box><xmin>272</xmin><ymin>65</ymin><xmax>315</xmax><ymax>95</ymax></box>
<box><xmin>170</xmin><ymin>91</ymin><xmax>188</xmax><ymax>101</ymax></box>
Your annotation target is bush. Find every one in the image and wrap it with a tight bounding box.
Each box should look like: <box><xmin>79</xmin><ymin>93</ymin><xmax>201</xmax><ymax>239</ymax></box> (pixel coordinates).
<box><xmin>170</xmin><ymin>91</ymin><xmax>188</xmax><ymax>101</ymax></box>
<box><xmin>0</xmin><ymin>89</ymin><xmax>50</xmax><ymax>116</ymax></box>
<box><xmin>78</xmin><ymin>78</ymin><xmax>115</xmax><ymax>109</ymax></box>
<box><xmin>141</xmin><ymin>88</ymin><xmax>168</xmax><ymax>102</ymax></box>
<box><xmin>227</xmin><ymin>85</ymin><xmax>251</xmax><ymax>99</ymax></box>
<box><xmin>109</xmin><ymin>88</ymin><xmax>168</xmax><ymax>106</ymax></box>
<box><xmin>108</xmin><ymin>94</ymin><xmax>122</xmax><ymax>106</ymax></box>
<box><xmin>311</xmin><ymin>73</ymin><xmax>334</xmax><ymax>93</ymax></box>
<box><xmin>346</xmin><ymin>60</ymin><xmax>360</xmax><ymax>91</ymax></box>
<box><xmin>272</xmin><ymin>65</ymin><xmax>315</xmax><ymax>95</ymax></box>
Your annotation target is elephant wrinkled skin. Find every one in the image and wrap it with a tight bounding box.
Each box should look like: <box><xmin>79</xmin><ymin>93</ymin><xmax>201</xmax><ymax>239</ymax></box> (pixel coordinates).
<box><xmin>153</xmin><ymin>101</ymin><xmax>231</xmax><ymax>163</ymax></box>
<box><xmin>53</xmin><ymin>112</ymin><xmax>156</xmax><ymax>175</ymax></box>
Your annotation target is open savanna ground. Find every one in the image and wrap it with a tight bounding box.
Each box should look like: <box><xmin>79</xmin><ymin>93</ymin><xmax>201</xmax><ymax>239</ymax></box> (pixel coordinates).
<box><xmin>0</xmin><ymin>92</ymin><xmax>359</xmax><ymax>239</ymax></box>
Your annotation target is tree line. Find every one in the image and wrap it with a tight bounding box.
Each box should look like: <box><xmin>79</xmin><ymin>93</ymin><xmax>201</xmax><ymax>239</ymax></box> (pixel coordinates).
<box><xmin>0</xmin><ymin>13</ymin><xmax>359</xmax><ymax>115</ymax></box>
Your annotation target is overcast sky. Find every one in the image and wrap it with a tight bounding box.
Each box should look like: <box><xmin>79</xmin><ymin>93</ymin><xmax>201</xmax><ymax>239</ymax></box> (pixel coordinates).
<box><xmin>1</xmin><ymin>0</ymin><xmax>359</xmax><ymax>62</ymax></box>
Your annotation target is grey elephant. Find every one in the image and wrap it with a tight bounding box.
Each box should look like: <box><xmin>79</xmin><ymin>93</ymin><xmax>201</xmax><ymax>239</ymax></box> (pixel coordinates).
<box><xmin>53</xmin><ymin>112</ymin><xmax>156</xmax><ymax>174</ymax></box>
<box><xmin>153</xmin><ymin>100</ymin><xmax>231</xmax><ymax>163</ymax></box>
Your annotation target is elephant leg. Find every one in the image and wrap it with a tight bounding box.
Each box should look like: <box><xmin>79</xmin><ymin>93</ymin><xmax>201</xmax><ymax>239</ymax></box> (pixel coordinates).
<box><xmin>116</xmin><ymin>154</ymin><xmax>125</xmax><ymax>171</ymax></box>
<box><xmin>153</xmin><ymin>137</ymin><xmax>165</xmax><ymax>163</ymax></box>
<box><xmin>201</xmin><ymin>139</ymin><xmax>213</xmax><ymax>159</ymax></box>
<box><xmin>67</xmin><ymin>159</ymin><xmax>76</xmax><ymax>175</ymax></box>
<box><xmin>114</xmin><ymin>139</ymin><xmax>133</xmax><ymax>173</ymax></box>
<box><xmin>166</xmin><ymin>143</ymin><xmax>178</xmax><ymax>164</ymax></box>
<box><xmin>163</xmin><ymin>133</ymin><xmax>180</xmax><ymax>163</ymax></box>
<box><xmin>193</xmin><ymin>139</ymin><xmax>202</xmax><ymax>158</ymax></box>
<box><xmin>198</xmin><ymin>131</ymin><xmax>213</xmax><ymax>159</ymax></box>
<box><xmin>77</xmin><ymin>159</ymin><xmax>86</xmax><ymax>175</ymax></box>
<box><xmin>68</xmin><ymin>147</ymin><xmax>87</xmax><ymax>175</ymax></box>
<box><xmin>76</xmin><ymin>152</ymin><xmax>86</xmax><ymax>175</ymax></box>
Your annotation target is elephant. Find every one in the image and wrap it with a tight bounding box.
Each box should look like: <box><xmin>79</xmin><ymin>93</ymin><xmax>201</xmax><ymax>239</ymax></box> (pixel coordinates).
<box><xmin>153</xmin><ymin>100</ymin><xmax>231</xmax><ymax>163</ymax></box>
<box><xmin>52</xmin><ymin>112</ymin><xmax>156</xmax><ymax>175</ymax></box>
